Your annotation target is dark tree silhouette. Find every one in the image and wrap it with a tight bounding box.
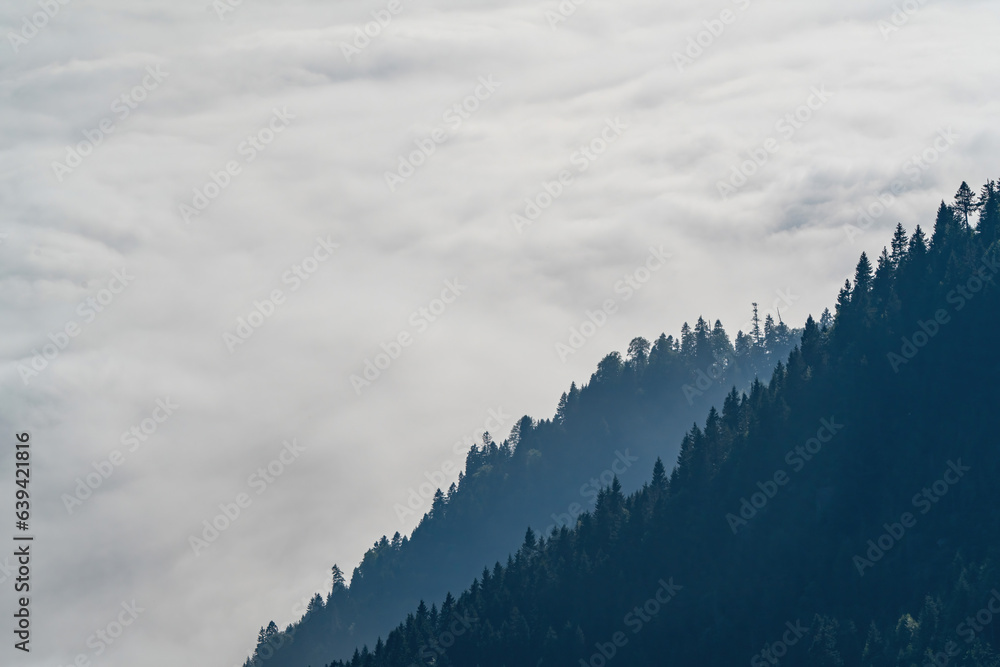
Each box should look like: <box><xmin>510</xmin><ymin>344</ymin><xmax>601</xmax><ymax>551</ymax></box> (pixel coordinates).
<box><xmin>247</xmin><ymin>180</ymin><xmax>1000</xmax><ymax>667</ymax></box>
<box><xmin>954</xmin><ymin>180</ymin><xmax>980</xmax><ymax>226</ymax></box>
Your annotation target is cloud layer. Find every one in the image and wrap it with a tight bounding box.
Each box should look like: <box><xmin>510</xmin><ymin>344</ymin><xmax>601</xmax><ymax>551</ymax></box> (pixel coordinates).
<box><xmin>1</xmin><ymin>0</ymin><xmax>998</xmax><ymax>664</ymax></box>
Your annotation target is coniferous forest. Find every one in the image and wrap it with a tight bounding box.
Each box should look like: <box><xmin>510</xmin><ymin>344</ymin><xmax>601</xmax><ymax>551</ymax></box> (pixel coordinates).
<box><xmin>245</xmin><ymin>180</ymin><xmax>1000</xmax><ymax>666</ymax></box>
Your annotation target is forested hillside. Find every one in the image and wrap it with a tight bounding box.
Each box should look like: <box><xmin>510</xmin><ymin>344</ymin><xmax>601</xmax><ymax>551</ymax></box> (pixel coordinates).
<box><xmin>286</xmin><ymin>180</ymin><xmax>1000</xmax><ymax>667</ymax></box>
<box><xmin>242</xmin><ymin>293</ymin><xmax>800</xmax><ymax>665</ymax></box>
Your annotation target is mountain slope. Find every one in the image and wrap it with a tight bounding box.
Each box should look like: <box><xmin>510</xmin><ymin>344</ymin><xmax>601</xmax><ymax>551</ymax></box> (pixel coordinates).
<box><xmin>243</xmin><ymin>312</ymin><xmax>799</xmax><ymax>665</ymax></box>
<box><xmin>310</xmin><ymin>180</ymin><xmax>1000</xmax><ymax>666</ymax></box>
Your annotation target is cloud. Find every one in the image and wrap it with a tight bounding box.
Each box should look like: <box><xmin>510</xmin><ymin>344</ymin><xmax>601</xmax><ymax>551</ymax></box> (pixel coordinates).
<box><xmin>1</xmin><ymin>0</ymin><xmax>998</xmax><ymax>664</ymax></box>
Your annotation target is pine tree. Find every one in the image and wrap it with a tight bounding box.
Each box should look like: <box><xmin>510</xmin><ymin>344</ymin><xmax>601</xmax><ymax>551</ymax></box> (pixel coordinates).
<box><xmin>872</xmin><ymin>247</ymin><xmax>893</xmax><ymax>305</ymax></box>
<box><xmin>331</xmin><ymin>564</ymin><xmax>346</xmax><ymax>590</ymax></box>
<box><xmin>555</xmin><ymin>391</ymin><xmax>569</xmax><ymax>424</ymax></box>
<box><xmin>908</xmin><ymin>225</ymin><xmax>928</xmax><ymax>261</ymax></box>
<box><xmin>734</xmin><ymin>330</ymin><xmax>751</xmax><ymax>360</ymax></box>
<box><xmin>750</xmin><ymin>303</ymin><xmax>762</xmax><ymax>347</ymax></box>
<box><xmin>835</xmin><ymin>279</ymin><xmax>851</xmax><ymax>319</ymax></box>
<box><xmin>763</xmin><ymin>314</ymin><xmax>778</xmax><ymax>353</ymax></box>
<box><xmin>800</xmin><ymin>314</ymin><xmax>821</xmax><ymax>367</ymax></box>
<box><xmin>890</xmin><ymin>223</ymin><xmax>908</xmax><ymax>270</ymax></box>
<box><xmin>853</xmin><ymin>252</ymin><xmax>873</xmax><ymax>293</ymax></box>
<box><xmin>848</xmin><ymin>253</ymin><xmax>874</xmax><ymax>323</ymax></box>
<box><xmin>711</xmin><ymin>320</ymin><xmax>731</xmax><ymax>357</ymax></box>
<box><xmin>522</xmin><ymin>526</ymin><xmax>537</xmax><ymax>554</ymax></box>
<box><xmin>694</xmin><ymin>317</ymin><xmax>713</xmax><ymax>366</ymax></box>
<box><xmin>978</xmin><ymin>179</ymin><xmax>1000</xmax><ymax>242</ymax></box>
<box><xmin>441</xmin><ymin>592</ymin><xmax>455</xmax><ymax>621</ymax></box>
<box><xmin>694</xmin><ymin>316</ymin><xmax>709</xmax><ymax>337</ymax></box>
<box><xmin>431</xmin><ymin>489</ymin><xmax>446</xmax><ymax>516</ymax></box>
<box><xmin>978</xmin><ymin>179</ymin><xmax>996</xmax><ymax>208</ymax></box>
<box><xmin>651</xmin><ymin>457</ymin><xmax>667</xmax><ymax>491</ymax></box>
<box><xmin>932</xmin><ymin>201</ymin><xmax>957</xmax><ymax>248</ymax></box>
<box><xmin>954</xmin><ymin>181</ymin><xmax>979</xmax><ymax>226</ymax></box>
<box><xmin>680</xmin><ymin>322</ymin><xmax>695</xmax><ymax>357</ymax></box>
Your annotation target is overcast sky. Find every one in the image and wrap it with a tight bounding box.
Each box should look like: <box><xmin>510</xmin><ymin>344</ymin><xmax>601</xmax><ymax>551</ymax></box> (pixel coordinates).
<box><xmin>1</xmin><ymin>0</ymin><xmax>998</xmax><ymax>665</ymax></box>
